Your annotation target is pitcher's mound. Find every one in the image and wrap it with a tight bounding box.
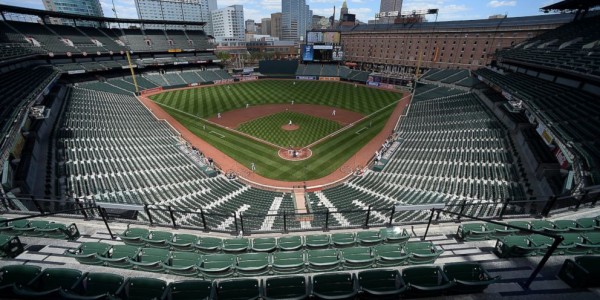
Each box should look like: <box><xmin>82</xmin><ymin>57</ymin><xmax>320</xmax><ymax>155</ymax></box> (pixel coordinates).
<box><xmin>278</xmin><ymin>148</ymin><xmax>312</xmax><ymax>161</ymax></box>
<box><xmin>282</xmin><ymin>124</ymin><xmax>299</xmax><ymax>131</ymax></box>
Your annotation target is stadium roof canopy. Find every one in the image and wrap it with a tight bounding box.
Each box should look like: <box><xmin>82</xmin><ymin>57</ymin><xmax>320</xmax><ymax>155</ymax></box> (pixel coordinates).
<box><xmin>541</xmin><ymin>0</ymin><xmax>600</xmax><ymax>11</ymax></box>
<box><xmin>0</xmin><ymin>4</ymin><xmax>206</xmax><ymax>26</ymax></box>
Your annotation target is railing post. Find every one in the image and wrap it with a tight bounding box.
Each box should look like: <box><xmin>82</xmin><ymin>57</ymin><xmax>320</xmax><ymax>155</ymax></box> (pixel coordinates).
<box><xmin>97</xmin><ymin>206</ymin><xmax>115</xmax><ymax>240</ymax></box>
<box><xmin>524</xmin><ymin>235</ymin><xmax>564</xmax><ymax>289</ymax></box>
<box><xmin>541</xmin><ymin>196</ymin><xmax>557</xmax><ymax>218</ymax></box>
<box><xmin>168</xmin><ymin>206</ymin><xmax>177</xmax><ymax>228</ymax></box>
<box><xmin>498</xmin><ymin>198</ymin><xmax>510</xmax><ymax>220</ymax></box>
<box><xmin>364</xmin><ymin>206</ymin><xmax>371</xmax><ymax>229</ymax></box>
<box><xmin>434</xmin><ymin>211</ymin><xmax>441</xmax><ymax>223</ymax></box>
<box><xmin>422</xmin><ymin>208</ymin><xmax>436</xmax><ymax>241</ymax></box>
<box><xmin>233</xmin><ymin>213</ymin><xmax>239</xmax><ymax>234</ymax></box>
<box><xmin>283</xmin><ymin>211</ymin><xmax>288</xmax><ymax>233</ymax></box>
<box><xmin>75</xmin><ymin>198</ymin><xmax>89</xmax><ymax>219</ymax></box>
<box><xmin>388</xmin><ymin>206</ymin><xmax>395</xmax><ymax>227</ymax></box>
<box><xmin>574</xmin><ymin>190</ymin><xmax>589</xmax><ymax>211</ymax></box>
<box><xmin>200</xmin><ymin>208</ymin><xmax>208</xmax><ymax>232</ymax></box>
<box><xmin>240</xmin><ymin>213</ymin><xmax>245</xmax><ymax>235</ymax></box>
<box><xmin>324</xmin><ymin>209</ymin><xmax>330</xmax><ymax>232</ymax></box>
<box><xmin>31</xmin><ymin>196</ymin><xmax>45</xmax><ymax>215</ymax></box>
<box><xmin>144</xmin><ymin>204</ymin><xmax>153</xmax><ymax>226</ymax></box>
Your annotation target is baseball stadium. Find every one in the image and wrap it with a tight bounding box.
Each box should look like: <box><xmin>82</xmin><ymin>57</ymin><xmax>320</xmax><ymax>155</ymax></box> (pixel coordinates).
<box><xmin>0</xmin><ymin>0</ymin><xmax>600</xmax><ymax>299</ymax></box>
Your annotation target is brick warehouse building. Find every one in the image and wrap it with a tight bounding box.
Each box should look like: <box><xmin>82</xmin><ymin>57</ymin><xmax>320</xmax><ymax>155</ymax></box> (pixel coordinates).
<box><xmin>340</xmin><ymin>14</ymin><xmax>575</xmax><ymax>73</ymax></box>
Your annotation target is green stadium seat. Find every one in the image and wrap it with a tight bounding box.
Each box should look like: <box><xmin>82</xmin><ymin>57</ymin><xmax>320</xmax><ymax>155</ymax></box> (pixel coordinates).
<box><xmin>237</xmin><ymin>253</ymin><xmax>270</xmax><ymax>276</ymax></box>
<box><xmin>198</xmin><ymin>253</ymin><xmax>235</xmax><ymax>278</ymax></box>
<box><xmin>21</xmin><ymin>220</ymin><xmax>51</xmax><ymax>237</ymax></box>
<box><xmin>373</xmin><ymin>244</ymin><xmax>408</xmax><ymax>267</ymax></box>
<box><xmin>116</xmin><ymin>277</ymin><xmax>167</xmax><ymax>300</ymax></box>
<box><xmin>582</xmin><ymin>232</ymin><xmax>600</xmax><ymax>253</ymax></box>
<box><xmin>379</xmin><ymin>227</ymin><xmax>410</xmax><ymax>244</ymax></box>
<box><xmin>550</xmin><ymin>220</ymin><xmax>578</xmax><ymax>233</ymax></box>
<box><xmin>163</xmin><ymin>280</ymin><xmax>214</xmax><ymax>300</ymax></box>
<box><xmin>331</xmin><ymin>233</ymin><xmax>355</xmax><ymax>248</ymax></box>
<box><xmin>131</xmin><ymin>248</ymin><xmax>169</xmax><ymax>273</ymax></box>
<box><xmin>506</xmin><ymin>221</ymin><xmax>530</xmax><ymax>231</ymax></box>
<box><xmin>358</xmin><ymin>269</ymin><xmax>406</xmax><ymax>297</ymax></box>
<box><xmin>529</xmin><ymin>220</ymin><xmax>556</xmax><ymax>232</ymax></box>
<box><xmin>36</xmin><ymin>222</ymin><xmax>80</xmax><ymax>240</ymax></box>
<box><xmin>443</xmin><ymin>262</ymin><xmax>499</xmax><ymax>293</ymax></box>
<box><xmin>527</xmin><ymin>234</ymin><xmax>555</xmax><ymax>254</ymax></box>
<box><xmin>119</xmin><ymin>228</ymin><xmax>149</xmax><ymax>247</ymax></box>
<box><xmin>98</xmin><ymin>245</ymin><xmax>140</xmax><ymax>269</ymax></box>
<box><xmin>402</xmin><ymin>266</ymin><xmax>453</xmax><ymax>297</ymax></box>
<box><xmin>0</xmin><ymin>218</ymin><xmax>11</xmax><ymax>232</ymax></box>
<box><xmin>557</xmin><ymin>233</ymin><xmax>591</xmax><ymax>255</ymax></box>
<box><xmin>310</xmin><ymin>273</ymin><xmax>358</xmax><ymax>300</ymax></box>
<box><xmin>169</xmin><ymin>234</ymin><xmax>198</xmax><ymax>252</ymax></box>
<box><xmin>141</xmin><ymin>231</ymin><xmax>172</xmax><ymax>249</ymax></box>
<box><xmin>573</xmin><ymin>218</ymin><xmax>597</xmax><ymax>231</ymax></box>
<box><xmin>215</xmin><ymin>279</ymin><xmax>260</xmax><ymax>300</ymax></box>
<box><xmin>307</xmin><ymin>249</ymin><xmax>340</xmax><ymax>272</ymax></box>
<box><xmin>0</xmin><ymin>234</ymin><xmax>24</xmax><ymax>258</ymax></box>
<box><xmin>272</xmin><ymin>250</ymin><xmax>305</xmax><ymax>274</ymax></box>
<box><xmin>60</xmin><ymin>272</ymin><xmax>125</xmax><ymax>300</ymax></box>
<box><xmin>404</xmin><ymin>241</ymin><xmax>443</xmax><ymax>264</ymax></box>
<box><xmin>305</xmin><ymin>234</ymin><xmax>330</xmax><ymax>249</ymax></box>
<box><xmin>10</xmin><ymin>220</ymin><xmax>35</xmax><ymax>236</ymax></box>
<box><xmin>164</xmin><ymin>251</ymin><xmax>202</xmax><ymax>277</ymax></box>
<box><xmin>558</xmin><ymin>256</ymin><xmax>600</xmax><ymax>288</ymax></box>
<box><xmin>356</xmin><ymin>231</ymin><xmax>383</xmax><ymax>246</ymax></box>
<box><xmin>13</xmin><ymin>268</ymin><xmax>83</xmax><ymax>298</ymax></box>
<box><xmin>484</xmin><ymin>223</ymin><xmax>518</xmax><ymax>239</ymax></box>
<box><xmin>0</xmin><ymin>265</ymin><xmax>42</xmax><ymax>294</ymax></box>
<box><xmin>340</xmin><ymin>247</ymin><xmax>374</xmax><ymax>270</ymax></box>
<box><xmin>278</xmin><ymin>236</ymin><xmax>303</xmax><ymax>251</ymax></box>
<box><xmin>65</xmin><ymin>242</ymin><xmax>111</xmax><ymax>265</ymax></box>
<box><xmin>262</xmin><ymin>276</ymin><xmax>308</xmax><ymax>300</ymax></box>
<box><xmin>494</xmin><ymin>236</ymin><xmax>540</xmax><ymax>258</ymax></box>
<box><xmin>195</xmin><ymin>236</ymin><xmax>223</xmax><ymax>253</ymax></box>
<box><xmin>457</xmin><ymin>223</ymin><xmax>490</xmax><ymax>241</ymax></box>
<box><xmin>223</xmin><ymin>237</ymin><xmax>249</xmax><ymax>253</ymax></box>
<box><xmin>251</xmin><ymin>237</ymin><xmax>277</xmax><ymax>252</ymax></box>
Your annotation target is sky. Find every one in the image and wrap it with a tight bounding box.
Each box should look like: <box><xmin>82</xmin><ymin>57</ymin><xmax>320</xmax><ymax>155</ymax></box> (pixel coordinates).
<box><xmin>0</xmin><ymin>0</ymin><xmax>562</xmax><ymax>24</ymax></box>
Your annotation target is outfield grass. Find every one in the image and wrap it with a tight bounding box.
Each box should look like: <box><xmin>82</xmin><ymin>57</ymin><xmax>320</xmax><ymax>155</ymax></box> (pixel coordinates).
<box><xmin>152</xmin><ymin>80</ymin><xmax>401</xmax><ymax>181</ymax></box>
<box><xmin>236</xmin><ymin>111</ymin><xmax>342</xmax><ymax>148</ymax></box>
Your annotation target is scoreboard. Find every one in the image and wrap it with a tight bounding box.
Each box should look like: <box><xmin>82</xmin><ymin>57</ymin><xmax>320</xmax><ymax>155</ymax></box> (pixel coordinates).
<box><xmin>302</xmin><ymin>31</ymin><xmax>344</xmax><ymax>62</ymax></box>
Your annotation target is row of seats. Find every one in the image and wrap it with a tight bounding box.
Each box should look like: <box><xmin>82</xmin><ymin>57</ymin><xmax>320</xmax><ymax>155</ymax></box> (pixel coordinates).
<box><xmin>66</xmin><ymin>240</ymin><xmax>443</xmax><ymax>278</ymax></box>
<box><xmin>0</xmin><ymin>218</ymin><xmax>80</xmax><ymax>240</ymax></box>
<box><xmin>118</xmin><ymin>227</ymin><xmax>411</xmax><ymax>251</ymax></box>
<box><xmin>494</xmin><ymin>232</ymin><xmax>600</xmax><ymax>258</ymax></box>
<box><xmin>457</xmin><ymin>217</ymin><xmax>600</xmax><ymax>240</ymax></box>
<box><xmin>0</xmin><ymin>263</ymin><xmax>499</xmax><ymax>299</ymax></box>
<box><xmin>0</xmin><ymin>234</ymin><xmax>24</xmax><ymax>258</ymax></box>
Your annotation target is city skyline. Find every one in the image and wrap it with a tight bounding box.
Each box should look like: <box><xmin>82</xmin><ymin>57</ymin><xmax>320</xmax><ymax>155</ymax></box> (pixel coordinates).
<box><xmin>1</xmin><ymin>0</ymin><xmax>563</xmax><ymax>25</ymax></box>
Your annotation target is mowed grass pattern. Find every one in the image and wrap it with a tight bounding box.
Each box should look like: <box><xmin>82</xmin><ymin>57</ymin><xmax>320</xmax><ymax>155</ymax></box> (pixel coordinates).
<box><xmin>237</xmin><ymin>111</ymin><xmax>342</xmax><ymax>148</ymax></box>
<box><xmin>150</xmin><ymin>80</ymin><xmax>398</xmax><ymax>117</ymax></box>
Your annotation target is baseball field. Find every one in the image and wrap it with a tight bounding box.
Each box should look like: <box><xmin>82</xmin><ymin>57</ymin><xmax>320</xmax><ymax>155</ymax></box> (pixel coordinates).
<box><xmin>149</xmin><ymin>80</ymin><xmax>401</xmax><ymax>181</ymax></box>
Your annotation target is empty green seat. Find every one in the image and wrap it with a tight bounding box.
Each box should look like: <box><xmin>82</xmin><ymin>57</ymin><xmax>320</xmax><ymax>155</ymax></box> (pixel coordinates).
<box><xmin>130</xmin><ymin>248</ymin><xmax>169</xmax><ymax>273</ymax></box>
<box><xmin>164</xmin><ymin>280</ymin><xmax>214</xmax><ymax>300</ymax></box>
<box><xmin>305</xmin><ymin>235</ymin><xmax>330</xmax><ymax>249</ymax></box>
<box><xmin>356</xmin><ymin>231</ymin><xmax>383</xmax><ymax>246</ymax></box>
<box><xmin>223</xmin><ymin>237</ymin><xmax>249</xmax><ymax>253</ymax></box>
<box><xmin>341</xmin><ymin>247</ymin><xmax>374</xmax><ymax>269</ymax></box>
<box><xmin>582</xmin><ymin>232</ymin><xmax>600</xmax><ymax>253</ymax></box>
<box><xmin>484</xmin><ymin>223</ymin><xmax>518</xmax><ymax>238</ymax></box>
<box><xmin>169</xmin><ymin>234</ymin><xmax>198</xmax><ymax>252</ymax></box>
<box><xmin>117</xmin><ymin>277</ymin><xmax>167</xmax><ymax>300</ymax></box>
<box><xmin>506</xmin><ymin>221</ymin><xmax>530</xmax><ymax>231</ymax></box>
<box><xmin>0</xmin><ymin>218</ymin><xmax>10</xmax><ymax>232</ymax></box>
<box><xmin>494</xmin><ymin>236</ymin><xmax>539</xmax><ymax>258</ymax></box>
<box><xmin>529</xmin><ymin>220</ymin><xmax>555</xmax><ymax>232</ymax></box>
<box><xmin>60</xmin><ymin>272</ymin><xmax>125</xmax><ymax>300</ymax></box>
<box><xmin>443</xmin><ymin>262</ymin><xmax>499</xmax><ymax>293</ymax></box>
<box><xmin>216</xmin><ymin>279</ymin><xmax>260</xmax><ymax>300</ymax></box>
<box><xmin>278</xmin><ymin>236</ymin><xmax>303</xmax><ymax>251</ymax></box>
<box><xmin>557</xmin><ymin>233</ymin><xmax>591</xmax><ymax>255</ymax></box>
<box><xmin>36</xmin><ymin>222</ymin><xmax>80</xmax><ymax>240</ymax></box>
<box><xmin>98</xmin><ymin>245</ymin><xmax>140</xmax><ymax>269</ymax></box>
<box><xmin>252</xmin><ymin>237</ymin><xmax>277</xmax><ymax>252</ymax></box>
<box><xmin>195</xmin><ymin>236</ymin><xmax>223</xmax><ymax>253</ymax></box>
<box><xmin>573</xmin><ymin>218</ymin><xmax>598</xmax><ymax>231</ymax></box>
<box><xmin>272</xmin><ymin>250</ymin><xmax>305</xmax><ymax>274</ymax></box>
<box><xmin>558</xmin><ymin>255</ymin><xmax>600</xmax><ymax>288</ymax></box>
<box><xmin>402</xmin><ymin>266</ymin><xmax>453</xmax><ymax>297</ymax></box>
<box><xmin>10</xmin><ymin>220</ymin><xmax>35</xmax><ymax>236</ymax></box>
<box><xmin>14</xmin><ymin>268</ymin><xmax>83</xmax><ymax>298</ymax></box>
<box><xmin>141</xmin><ymin>230</ymin><xmax>172</xmax><ymax>248</ymax></box>
<box><xmin>65</xmin><ymin>242</ymin><xmax>111</xmax><ymax>265</ymax></box>
<box><xmin>551</xmin><ymin>220</ymin><xmax>578</xmax><ymax>232</ymax></box>
<box><xmin>358</xmin><ymin>269</ymin><xmax>406</xmax><ymax>297</ymax></box>
<box><xmin>199</xmin><ymin>253</ymin><xmax>235</xmax><ymax>278</ymax></box>
<box><xmin>0</xmin><ymin>234</ymin><xmax>24</xmax><ymax>258</ymax></box>
<box><xmin>237</xmin><ymin>252</ymin><xmax>270</xmax><ymax>276</ymax></box>
<box><xmin>456</xmin><ymin>223</ymin><xmax>490</xmax><ymax>241</ymax></box>
<box><xmin>331</xmin><ymin>233</ymin><xmax>355</xmax><ymax>247</ymax></box>
<box><xmin>262</xmin><ymin>276</ymin><xmax>308</xmax><ymax>300</ymax></box>
<box><xmin>0</xmin><ymin>265</ymin><xmax>42</xmax><ymax>294</ymax></box>
<box><xmin>307</xmin><ymin>249</ymin><xmax>340</xmax><ymax>272</ymax></box>
<box><xmin>311</xmin><ymin>273</ymin><xmax>357</xmax><ymax>300</ymax></box>
<box><xmin>165</xmin><ymin>251</ymin><xmax>202</xmax><ymax>277</ymax></box>
<box><xmin>527</xmin><ymin>234</ymin><xmax>554</xmax><ymax>253</ymax></box>
<box><xmin>404</xmin><ymin>241</ymin><xmax>443</xmax><ymax>264</ymax></box>
<box><xmin>119</xmin><ymin>228</ymin><xmax>149</xmax><ymax>247</ymax></box>
<box><xmin>373</xmin><ymin>244</ymin><xmax>408</xmax><ymax>267</ymax></box>
<box><xmin>379</xmin><ymin>227</ymin><xmax>410</xmax><ymax>244</ymax></box>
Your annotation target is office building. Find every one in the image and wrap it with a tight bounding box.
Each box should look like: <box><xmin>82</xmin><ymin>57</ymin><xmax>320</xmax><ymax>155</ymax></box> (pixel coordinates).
<box><xmin>281</xmin><ymin>0</ymin><xmax>312</xmax><ymax>41</ymax></box>
<box><xmin>261</xmin><ymin>18</ymin><xmax>271</xmax><ymax>35</ymax></box>
<box><xmin>134</xmin><ymin>0</ymin><xmax>217</xmax><ymax>32</ymax></box>
<box><xmin>211</xmin><ymin>5</ymin><xmax>245</xmax><ymax>42</ymax></box>
<box><xmin>271</xmin><ymin>13</ymin><xmax>282</xmax><ymax>38</ymax></box>
<box><xmin>42</xmin><ymin>0</ymin><xmax>103</xmax><ymax>26</ymax></box>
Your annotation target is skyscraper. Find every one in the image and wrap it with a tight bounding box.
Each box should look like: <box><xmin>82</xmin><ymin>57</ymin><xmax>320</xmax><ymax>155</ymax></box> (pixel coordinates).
<box><xmin>281</xmin><ymin>0</ymin><xmax>312</xmax><ymax>41</ymax></box>
<box><xmin>379</xmin><ymin>0</ymin><xmax>402</xmax><ymax>13</ymax></box>
<box><xmin>340</xmin><ymin>0</ymin><xmax>348</xmax><ymax>21</ymax></box>
<box><xmin>43</xmin><ymin>0</ymin><xmax>103</xmax><ymax>26</ymax></box>
<box><xmin>271</xmin><ymin>13</ymin><xmax>282</xmax><ymax>38</ymax></box>
<box><xmin>134</xmin><ymin>0</ymin><xmax>217</xmax><ymax>32</ymax></box>
<box><xmin>211</xmin><ymin>5</ymin><xmax>245</xmax><ymax>42</ymax></box>
<box><xmin>261</xmin><ymin>18</ymin><xmax>272</xmax><ymax>35</ymax></box>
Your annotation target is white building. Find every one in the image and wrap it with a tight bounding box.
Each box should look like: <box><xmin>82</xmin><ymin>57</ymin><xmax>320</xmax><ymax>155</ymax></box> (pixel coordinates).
<box><xmin>211</xmin><ymin>5</ymin><xmax>245</xmax><ymax>42</ymax></box>
<box><xmin>134</xmin><ymin>0</ymin><xmax>217</xmax><ymax>33</ymax></box>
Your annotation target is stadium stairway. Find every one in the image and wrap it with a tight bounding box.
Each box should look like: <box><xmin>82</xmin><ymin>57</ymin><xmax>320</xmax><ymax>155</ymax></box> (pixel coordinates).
<box><xmin>3</xmin><ymin>207</ymin><xmax>600</xmax><ymax>299</ymax></box>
